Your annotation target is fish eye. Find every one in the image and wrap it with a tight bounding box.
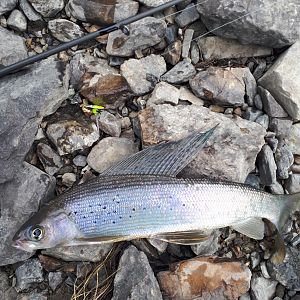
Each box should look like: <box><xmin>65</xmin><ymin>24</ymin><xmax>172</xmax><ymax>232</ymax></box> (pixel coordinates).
<box><xmin>30</xmin><ymin>226</ymin><xmax>44</xmax><ymax>241</ymax></box>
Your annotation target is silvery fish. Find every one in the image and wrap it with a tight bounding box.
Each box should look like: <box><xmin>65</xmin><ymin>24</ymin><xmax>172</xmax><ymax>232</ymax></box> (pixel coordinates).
<box><xmin>12</xmin><ymin>126</ymin><xmax>300</xmax><ymax>262</ymax></box>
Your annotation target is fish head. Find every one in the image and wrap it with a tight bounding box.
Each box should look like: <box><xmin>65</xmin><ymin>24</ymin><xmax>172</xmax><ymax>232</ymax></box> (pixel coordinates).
<box><xmin>12</xmin><ymin>205</ymin><xmax>81</xmax><ymax>252</ymax></box>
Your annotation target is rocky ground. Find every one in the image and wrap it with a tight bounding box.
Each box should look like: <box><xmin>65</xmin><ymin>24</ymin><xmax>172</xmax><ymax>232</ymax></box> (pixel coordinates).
<box><xmin>1</xmin><ymin>0</ymin><xmax>300</xmax><ymax>299</ymax></box>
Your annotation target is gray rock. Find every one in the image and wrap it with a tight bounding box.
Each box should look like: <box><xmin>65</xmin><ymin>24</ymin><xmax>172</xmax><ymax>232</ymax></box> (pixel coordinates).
<box><xmin>258</xmin><ymin>87</ymin><xmax>288</xmax><ymax>118</ymax></box>
<box><xmin>0</xmin><ymin>57</ymin><xmax>69</xmax><ymax>184</ymax></box>
<box><xmin>0</xmin><ymin>270</ymin><xmax>18</xmax><ymax>300</ymax></box>
<box><xmin>15</xmin><ymin>259</ymin><xmax>44</xmax><ymax>292</ymax></box>
<box><xmin>7</xmin><ymin>9</ymin><xmax>27</xmax><ymax>32</ymax></box>
<box><xmin>0</xmin><ymin>0</ymin><xmax>17</xmax><ymax>15</ymax></box>
<box><xmin>240</xmin><ymin>293</ymin><xmax>251</xmax><ymax>300</ymax></box>
<box><xmin>190</xmin><ymin>41</ymin><xmax>200</xmax><ymax>64</ymax></box>
<box><xmin>17</xmin><ymin>292</ymin><xmax>48</xmax><ymax>300</ymax></box>
<box><xmin>197</xmin><ymin>0</ymin><xmax>300</xmax><ymax>48</ymax></box>
<box><xmin>138</xmin><ymin>104</ymin><xmax>266</xmax><ymax>182</ymax></box>
<box><xmin>137</xmin><ymin>0</ymin><xmax>169</xmax><ymax>7</ymax></box>
<box><xmin>275</xmin><ymin>140</ymin><xmax>294</xmax><ymax>179</ymax></box>
<box><xmin>42</xmin><ymin>244</ymin><xmax>112</xmax><ymax>262</ymax></box>
<box><xmin>67</xmin><ymin>0</ymin><xmax>139</xmax><ymax>25</ymax></box>
<box><xmin>269</xmin><ymin>181</ymin><xmax>285</xmax><ymax>195</ymax></box>
<box><xmin>61</xmin><ymin>173</ymin><xmax>76</xmax><ymax>188</ymax></box>
<box><xmin>190</xmin><ymin>67</ymin><xmax>256</xmax><ymax>106</ymax></box>
<box><xmin>165</xmin><ymin>24</ymin><xmax>177</xmax><ymax>44</ymax></box>
<box><xmin>245</xmin><ymin>174</ymin><xmax>260</xmax><ymax>190</ymax></box>
<box><xmin>268</xmin><ymin>118</ymin><xmax>293</xmax><ymax>138</ymax></box>
<box><xmin>253</xmin><ymin>59</ymin><xmax>267</xmax><ymax>80</ymax></box>
<box><xmin>243</xmin><ymin>107</ymin><xmax>264</xmax><ymax>122</ymax></box>
<box><xmin>250</xmin><ymin>252</ymin><xmax>261</xmax><ymax>269</ymax></box>
<box><xmin>19</xmin><ymin>0</ymin><xmax>43</xmax><ymax>24</ymax></box>
<box><xmin>0</xmin><ymin>163</ymin><xmax>56</xmax><ymax>266</ymax></box>
<box><xmin>147</xmin><ymin>239</ymin><xmax>168</xmax><ymax>253</ymax></box>
<box><xmin>147</xmin><ymin>82</ymin><xmax>179</xmax><ymax>106</ymax></box>
<box><xmin>287</xmin><ymin>123</ymin><xmax>300</xmax><ymax>155</ymax></box>
<box><xmin>255</xmin><ymin>114</ymin><xmax>269</xmax><ymax>129</ymax></box>
<box><xmin>191</xmin><ymin>230</ymin><xmax>220</xmax><ymax>256</ymax></box>
<box><xmin>174</xmin><ymin>3</ymin><xmax>200</xmax><ymax>28</ymax></box>
<box><xmin>162</xmin><ymin>59</ymin><xmax>196</xmax><ymax>84</ymax></box>
<box><xmin>48</xmin><ymin>272</ymin><xmax>63</xmax><ymax>291</ymax></box>
<box><xmin>112</xmin><ymin>245</ymin><xmax>163</xmax><ymax>300</ymax></box>
<box><xmin>267</xmin><ymin>246</ymin><xmax>300</xmax><ymax>291</ymax></box>
<box><xmin>48</xmin><ymin>19</ymin><xmax>84</xmax><ymax>42</ymax></box>
<box><xmin>259</xmin><ymin>41</ymin><xmax>300</xmax><ymax>120</ymax></box>
<box><xmin>257</xmin><ymin>145</ymin><xmax>277</xmax><ymax>186</ymax></box>
<box><xmin>197</xmin><ymin>36</ymin><xmax>272</xmax><ymax>60</ymax></box>
<box><xmin>28</xmin><ymin>0</ymin><xmax>64</xmax><ymax>17</ymax></box>
<box><xmin>121</xmin><ymin>54</ymin><xmax>166</xmax><ymax>95</ymax></box>
<box><xmin>251</xmin><ymin>274</ymin><xmax>277</xmax><ymax>300</ymax></box>
<box><xmin>46</xmin><ymin>119</ymin><xmax>99</xmax><ymax>156</ymax></box>
<box><xmin>254</xmin><ymin>94</ymin><xmax>263</xmax><ymax>110</ymax></box>
<box><xmin>0</xmin><ymin>27</ymin><xmax>27</xmax><ymax>66</ymax></box>
<box><xmin>107</xmin><ymin>17</ymin><xmax>166</xmax><ymax>57</ymax></box>
<box><xmin>284</xmin><ymin>174</ymin><xmax>300</xmax><ymax>194</ymax></box>
<box><xmin>179</xmin><ymin>86</ymin><xmax>204</xmax><ymax>106</ymax></box>
<box><xmin>265</xmin><ymin>136</ymin><xmax>278</xmax><ymax>153</ymax></box>
<box><xmin>98</xmin><ymin>111</ymin><xmax>121</xmax><ymax>137</ymax></box>
<box><xmin>182</xmin><ymin>28</ymin><xmax>194</xmax><ymax>58</ymax></box>
<box><xmin>163</xmin><ymin>40</ymin><xmax>182</xmax><ymax>65</ymax></box>
<box><xmin>87</xmin><ymin>137</ymin><xmax>138</xmax><ymax>173</ymax></box>
<box><xmin>73</xmin><ymin>155</ymin><xmax>87</xmax><ymax>167</ymax></box>
<box><xmin>37</xmin><ymin>143</ymin><xmax>63</xmax><ymax>175</ymax></box>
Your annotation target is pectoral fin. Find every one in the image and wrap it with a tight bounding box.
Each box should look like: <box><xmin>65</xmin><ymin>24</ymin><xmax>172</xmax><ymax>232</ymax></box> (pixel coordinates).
<box><xmin>231</xmin><ymin>218</ymin><xmax>265</xmax><ymax>240</ymax></box>
<box><xmin>68</xmin><ymin>235</ymin><xmax>130</xmax><ymax>245</ymax></box>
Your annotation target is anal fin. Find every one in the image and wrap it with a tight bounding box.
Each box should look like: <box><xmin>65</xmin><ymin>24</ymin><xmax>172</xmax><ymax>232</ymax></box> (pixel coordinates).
<box><xmin>231</xmin><ymin>218</ymin><xmax>265</xmax><ymax>240</ymax></box>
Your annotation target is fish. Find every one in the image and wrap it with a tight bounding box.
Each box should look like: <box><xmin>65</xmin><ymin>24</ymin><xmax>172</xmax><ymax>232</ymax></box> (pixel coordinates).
<box><xmin>12</xmin><ymin>125</ymin><xmax>300</xmax><ymax>263</ymax></box>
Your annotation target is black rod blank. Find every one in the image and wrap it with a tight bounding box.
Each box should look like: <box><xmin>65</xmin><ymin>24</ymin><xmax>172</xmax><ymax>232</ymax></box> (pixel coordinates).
<box><xmin>0</xmin><ymin>0</ymin><xmax>183</xmax><ymax>79</ymax></box>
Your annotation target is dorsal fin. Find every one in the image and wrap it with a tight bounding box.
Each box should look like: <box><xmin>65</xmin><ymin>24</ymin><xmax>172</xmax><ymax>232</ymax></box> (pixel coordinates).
<box><xmin>101</xmin><ymin>125</ymin><xmax>218</xmax><ymax>177</ymax></box>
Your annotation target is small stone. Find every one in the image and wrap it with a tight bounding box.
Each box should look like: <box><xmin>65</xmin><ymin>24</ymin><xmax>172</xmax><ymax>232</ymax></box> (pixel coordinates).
<box><xmin>295</xmin><ymin>155</ymin><xmax>300</xmax><ymax>164</ymax></box>
<box><xmin>253</xmin><ymin>59</ymin><xmax>267</xmax><ymax>80</ymax></box>
<box><xmin>121</xmin><ymin>55</ymin><xmax>166</xmax><ymax>95</ymax></box>
<box><xmin>48</xmin><ymin>19</ymin><xmax>84</xmax><ymax>42</ymax></box>
<box><xmin>162</xmin><ymin>59</ymin><xmax>196</xmax><ymax>84</ymax></box>
<box><xmin>46</xmin><ymin>119</ymin><xmax>99</xmax><ymax>156</ymax></box>
<box><xmin>0</xmin><ymin>0</ymin><xmax>18</xmax><ymax>15</ymax></box>
<box><xmin>284</xmin><ymin>174</ymin><xmax>300</xmax><ymax>194</ymax></box>
<box><xmin>158</xmin><ymin>256</ymin><xmax>251</xmax><ymax>300</ymax></box>
<box><xmin>225</xmin><ymin>108</ymin><xmax>234</xmax><ymax>114</ymax></box>
<box><xmin>147</xmin><ymin>239</ymin><xmax>168</xmax><ymax>253</ymax></box>
<box><xmin>165</xmin><ymin>24</ymin><xmax>177</xmax><ymax>44</ymax></box>
<box><xmin>268</xmin><ymin>118</ymin><xmax>293</xmax><ymax>138</ymax></box>
<box><xmin>240</xmin><ymin>293</ymin><xmax>251</xmax><ymax>300</ymax></box>
<box><xmin>163</xmin><ymin>40</ymin><xmax>182</xmax><ymax>65</ymax></box>
<box><xmin>257</xmin><ymin>144</ymin><xmax>277</xmax><ymax>186</ymax></box>
<box><xmin>73</xmin><ymin>155</ymin><xmax>87</xmax><ymax>167</ymax></box>
<box><xmin>250</xmin><ymin>273</ymin><xmax>277</xmax><ymax>300</ymax></box>
<box><xmin>265</xmin><ymin>136</ymin><xmax>278</xmax><ymax>152</ymax></box>
<box><xmin>275</xmin><ymin>140</ymin><xmax>294</xmax><ymax>179</ymax></box>
<box><xmin>112</xmin><ymin>246</ymin><xmax>163</xmax><ymax>300</ymax></box>
<box><xmin>7</xmin><ymin>9</ymin><xmax>27</xmax><ymax>31</ymax></box>
<box><xmin>87</xmin><ymin>137</ymin><xmax>138</xmax><ymax>173</ymax></box>
<box><xmin>255</xmin><ymin>114</ymin><xmax>269</xmax><ymax>129</ymax></box>
<box><xmin>191</xmin><ymin>230</ymin><xmax>220</xmax><ymax>256</ymax></box>
<box><xmin>147</xmin><ymin>82</ymin><xmax>179</xmax><ymax>106</ymax></box>
<box><xmin>48</xmin><ymin>272</ymin><xmax>63</xmax><ymax>291</ymax></box>
<box><xmin>98</xmin><ymin>111</ymin><xmax>121</xmax><ymax>137</ymax></box>
<box><xmin>275</xmin><ymin>284</ymin><xmax>286</xmax><ymax>298</ymax></box>
<box><xmin>250</xmin><ymin>252</ymin><xmax>261</xmax><ymax>269</ymax></box>
<box><xmin>28</xmin><ymin>0</ymin><xmax>64</xmax><ymax>18</ymax></box>
<box><xmin>269</xmin><ymin>181</ymin><xmax>285</xmax><ymax>195</ymax></box>
<box><xmin>15</xmin><ymin>259</ymin><xmax>44</xmax><ymax>292</ymax></box>
<box><xmin>287</xmin><ymin>124</ymin><xmax>300</xmax><ymax>155</ymax></box>
<box><xmin>179</xmin><ymin>86</ymin><xmax>204</xmax><ymax>106</ymax></box>
<box><xmin>254</xmin><ymin>94</ymin><xmax>263</xmax><ymax>110</ymax></box>
<box><xmin>197</xmin><ymin>36</ymin><xmax>272</xmax><ymax>60</ymax></box>
<box><xmin>182</xmin><ymin>28</ymin><xmax>194</xmax><ymax>58</ymax></box>
<box><xmin>245</xmin><ymin>174</ymin><xmax>260</xmax><ymax>190</ymax></box>
<box><xmin>190</xmin><ymin>41</ymin><xmax>200</xmax><ymax>64</ymax></box>
<box><xmin>121</xmin><ymin>117</ymin><xmax>131</xmax><ymax>129</ymax></box>
<box><xmin>243</xmin><ymin>107</ymin><xmax>264</xmax><ymax>122</ymax></box>
<box><xmin>210</xmin><ymin>105</ymin><xmax>225</xmax><ymax>113</ymax></box>
<box><xmin>174</xmin><ymin>4</ymin><xmax>200</xmax><ymax>28</ymax></box>
<box><xmin>291</xmin><ymin>164</ymin><xmax>300</xmax><ymax>173</ymax></box>
<box><xmin>37</xmin><ymin>143</ymin><xmax>63</xmax><ymax>176</ymax></box>
<box><xmin>107</xmin><ymin>17</ymin><xmax>166</xmax><ymax>57</ymax></box>
<box><xmin>61</xmin><ymin>173</ymin><xmax>76</xmax><ymax>188</ymax></box>
<box><xmin>19</xmin><ymin>0</ymin><xmax>43</xmax><ymax>24</ymax></box>
<box><xmin>258</xmin><ymin>87</ymin><xmax>288</xmax><ymax>118</ymax></box>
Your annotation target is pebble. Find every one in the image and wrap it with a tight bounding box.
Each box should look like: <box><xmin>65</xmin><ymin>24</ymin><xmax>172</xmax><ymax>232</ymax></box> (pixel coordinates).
<box><xmin>250</xmin><ymin>251</ymin><xmax>261</xmax><ymax>269</ymax></box>
<box><xmin>179</xmin><ymin>86</ymin><xmax>204</xmax><ymax>106</ymax></box>
<box><xmin>15</xmin><ymin>259</ymin><xmax>44</xmax><ymax>292</ymax></box>
<box><xmin>162</xmin><ymin>59</ymin><xmax>196</xmax><ymax>84</ymax></box>
<box><xmin>165</xmin><ymin>24</ymin><xmax>177</xmax><ymax>44</ymax></box>
<box><xmin>61</xmin><ymin>173</ymin><xmax>76</xmax><ymax>188</ymax></box>
<box><xmin>48</xmin><ymin>19</ymin><xmax>84</xmax><ymax>42</ymax></box>
<box><xmin>147</xmin><ymin>81</ymin><xmax>180</xmax><ymax>106</ymax></box>
<box><xmin>87</xmin><ymin>137</ymin><xmax>138</xmax><ymax>173</ymax></box>
<box><xmin>250</xmin><ymin>273</ymin><xmax>277</xmax><ymax>300</ymax></box>
<box><xmin>48</xmin><ymin>272</ymin><xmax>63</xmax><ymax>291</ymax></box>
<box><xmin>275</xmin><ymin>140</ymin><xmax>294</xmax><ymax>179</ymax></box>
<box><xmin>182</xmin><ymin>28</ymin><xmax>194</xmax><ymax>58</ymax></box>
<box><xmin>284</xmin><ymin>174</ymin><xmax>300</xmax><ymax>194</ymax></box>
<box><xmin>97</xmin><ymin>111</ymin><xmax>121</xmax><ymax>137</ymax></box>
<box><xmin>0</xmin><ymin>0</ymin><xmax>18</xmax><ymax>15</ymax></box>
<box><xmin>163</xmin><ymin>40</ymin><xmax>182</xmax><ymax>65</ymax></box>
<box><xmin>28</xmin><ymin>0</ymin><xmax>64</xmax><ymax>18</ymax></box>
<box><xmin>121</xmin><ymin>117</ymin><xmax>131</xmax><ymax>129</ymax></box>
<box><xmin>73</xmin><ymin>155</ymin><xmax>87</xmax><ymax>167</ymax></box>
<box><xmin>7</xmin><ymin>9</ymin><xmax>27</xmax><ymax>32</ymax></box>
<box><xmin>255</xmin><ymin>114</ymin><xmax>269</xmax><ymax>129</ymax></box>
<box><xmin>174</xmin><ymin>3</ymin><xmax>200</xmax><ymax>27</ymax></box>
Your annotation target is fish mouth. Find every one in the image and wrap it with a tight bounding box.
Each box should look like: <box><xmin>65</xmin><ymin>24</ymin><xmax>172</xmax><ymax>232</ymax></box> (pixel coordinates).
<box><xmin>12</xmin><ymin>240</ymin><xmax>35</xmax><ymax>253</ymax></box>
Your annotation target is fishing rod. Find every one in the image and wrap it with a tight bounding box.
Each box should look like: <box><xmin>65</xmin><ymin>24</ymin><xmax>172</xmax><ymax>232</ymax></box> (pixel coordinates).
<box><xmin>0</xmin><ymin>0</ymin><xmax>184</xmax><ymax>79</ymax></box>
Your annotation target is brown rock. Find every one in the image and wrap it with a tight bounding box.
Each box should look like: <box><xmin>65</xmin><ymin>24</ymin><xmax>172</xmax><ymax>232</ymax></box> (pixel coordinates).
<box><xmin>80</xmin><ymin>74</ymin><xmax>133</xmax><ymax>107</ymax></box>
<box><xmin>157</xmin><ymin>256</ymin><xmax>251</xmax><ymax>300</ymax></box>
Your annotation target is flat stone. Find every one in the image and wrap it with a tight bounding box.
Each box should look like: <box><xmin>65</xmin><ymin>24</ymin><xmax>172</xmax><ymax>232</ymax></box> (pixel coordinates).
<box><xmin>15</xmin><ymin>258</ymin><xmax>44</xmax><ymax>292</ymax></box>
<box><xmin>87</xmin><ymin>137</ymin><xmax>138</xmax><ymax>173</ymax></box>
<box><xmin>258</xmin><ymin>87</ymin><xmax>288</xmax><ymax>118</ymax></box>
<box><xmin>28</xmin><ymin>0</ymin><xmax>64</xmax><ymax>18</ymax></box>
<box><xmin>42</xmin><ymin>244</ymin><xmax>113</xmax><ymax>262</ymax></box>
<box><xmin>48</xmin><ymin>19</ymin><xmax>84</xmax><ymax>42</ymax></box>
<box><xmin>112</xmin><ymin>245</ymin><xmax>163</xmax><ymax>300</ymax></box>
<box><xmin>97</xmin><ymin>111</ymin><xmax>121</xmax><ymax>137</ymax></box>
<box><xmin>284</xmin><ymin>174</ymin><xmax>300</xmax><ymax>194</ymax></box>
<box><xmin>174</xmin><ymin>3</ymin><xmax>200</xmax><ymax>28</ymax></box>
<box><xmin>7</xmin><ymin>9</ymin><xmax>27</xmax><ymax>32</ymax></box>
<box><xmin>274</xmin><ymin>140</ymin><xmax>294</xmax><ymax>179</ymax></box>
<box><xmin>121</xmin><ymin>54</ymin><xmax>166</xmax><ymax>95</ymax></box>
<box><xmin>0</xmin><ymin>0</ymin><xmax>17</xmax><ymax>15</ymax></box>
<box><xmin>147</xmin><ymin>82</ymin><xmax>180</xmax><ymax>106</ymax></box>
<box><xmin>106</xmin><ymin>17</ymin><xmax>166</xmax><ymax>57</ymax></box>
<box><xmin>190</xmin><ymin>67</ymin><xmax>256</xmax><ymax>106</ymax></box>
<box><xmin>138</xmin><ymin>104</ymin><xmax>266</xmax><ymax>182</ymax></box>
<box><xmin>80</xmin><ymin>74</ymin><xmax>133</xmax><ymax>107</ymax></box>
<box><xmin>191</xmin><ymin>230</ymin><xmax>220</xmax><ymax>256</ymax></box>
<box><xmin>259</xmin><ymin>41</ymin><xmax>300</xmax><ymax>120</ymax></box>
<box><xmin>0</xmin><ymin>27</ymin><xmax>27</xmax><ymax>66</ymax></box>
<box><xmin>46</xmin><ymin>118</ymin><xmax>99</xmax><ymax>156</ymax></box>
<box><xmin>158</xmin><ymin>256</ymin><xmax>251</xmax><ymax>300</ymax></box>
<box><xmin>36</xmin><ymin>143</ymin><xmax>63</xmax><ymax>175</ymax></box>
<box><xmin>268</xmin><ymin>118</ymin><xmax>293</xmax><ymax>138</ymax></box>
<box><xmin>198</xmin><ymin>36</ymin><xmax>272</xmax><ymax>60</ymax></box>
<box><xmin>0</xmin><ymin>57</ymin><xmax>69</xmax><ymax>184</ymax></box>
<box><xmin>182</xmin><ymin>28</ymin><xmax>194</xmax><ymax>58</ymax></box>
<box><xmin>257</xmin><ymin>145</ymin><xmax>277</xmax><ymax>186</ymax></box>
<box><xmin>197</xmin><ymin>0</ymin><xmax>300</xmax><ymax>48</ymax></box>
<box><xmin>250</xmin><ymin>274</ymin><xmax>277</xmax><ymax>300</ymax></box>
<box><xmin>162</xmin><ymin>59</ymin><xmax>196</xmax><ymax>84</ymax></box>
<box><xmin>287</xmin><ymin>123</ymin><xmax>300</xmax><ymax>155</ymax></box>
